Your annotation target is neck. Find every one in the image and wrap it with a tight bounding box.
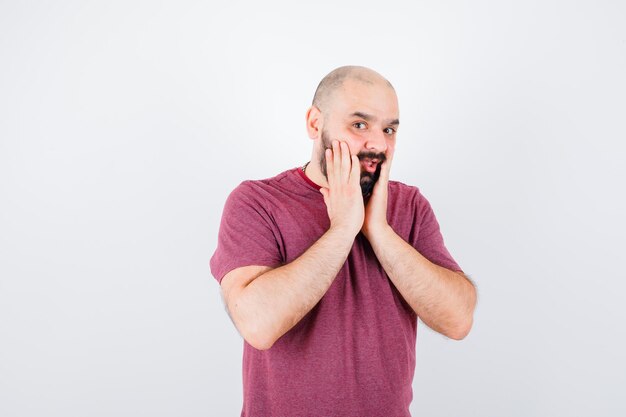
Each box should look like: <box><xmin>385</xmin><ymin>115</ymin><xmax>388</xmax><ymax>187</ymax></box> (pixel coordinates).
<box><xmin>302</xmin><ymin>155</ymin><xmax>329</xmax><ymax>189</ymax></box>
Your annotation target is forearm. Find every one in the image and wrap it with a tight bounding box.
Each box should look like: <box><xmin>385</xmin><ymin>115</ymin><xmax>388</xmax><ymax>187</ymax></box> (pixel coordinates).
<box><xmin>238</xmin><ymin>226</ymin><xmax>356</xmax><ymax>349</ymax></box>
<box><xmin>367</xmin><ymin>225</ymin><xmax>476</xmax><ymax>340</ymax></box>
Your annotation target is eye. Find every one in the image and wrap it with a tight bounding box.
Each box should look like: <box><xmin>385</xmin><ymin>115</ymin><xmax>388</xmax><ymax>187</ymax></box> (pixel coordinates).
<box><xmin>353</xmin><ymin>122</ymin><xmax>366</xmax><ymax>129</ymax></box>
<box><xmin>384</xmin><ymin>127</ymin><xmax>396</xmax><ymax>135</ymax></box>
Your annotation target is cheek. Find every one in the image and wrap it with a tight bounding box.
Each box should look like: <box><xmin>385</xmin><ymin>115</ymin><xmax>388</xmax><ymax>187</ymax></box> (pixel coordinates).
<box><xmin>340</xmin><ymin>128</ymin><xmax>363</xmax><ymax>144</ymax></box>
<box><xmin>347</xmin><ymin>137</ymin><xmax>365</xmax><ymax>155</ymax></box>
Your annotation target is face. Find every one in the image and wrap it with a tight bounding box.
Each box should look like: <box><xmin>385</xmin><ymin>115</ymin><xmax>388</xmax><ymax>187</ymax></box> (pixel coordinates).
<box><xmin>317</xmin><ymin>78</ymin><xmax>399</xmax><ymax>198</ymax></box>
<box><xmin>319</xmin><ymin>128</ymin><xmax>385</xmax><ymax>198</ymax></box>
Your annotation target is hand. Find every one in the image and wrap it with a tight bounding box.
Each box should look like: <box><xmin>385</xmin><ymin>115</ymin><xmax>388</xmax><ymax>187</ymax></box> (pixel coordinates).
<box><xmin>319</xmin><ymin>140</ymin><xmax>364</xmax><ymax>237</ymax></box>
<box><xmin>361</xmin><ymin>144</ymin><xmax>395</xmax><ymax>240</ymax></box>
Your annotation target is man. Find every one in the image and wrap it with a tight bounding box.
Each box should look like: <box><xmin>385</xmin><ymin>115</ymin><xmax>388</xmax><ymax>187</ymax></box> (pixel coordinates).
<box><xmin>210</xmin><ymin>65</ymin><xmax>477</xmax><ymax>417</ymax></box>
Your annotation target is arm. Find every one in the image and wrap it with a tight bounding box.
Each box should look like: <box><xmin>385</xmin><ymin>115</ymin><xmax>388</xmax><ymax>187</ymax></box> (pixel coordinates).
<box><xmin>232</xmin><ymin>225</ymin><xmax>356</xmax><ymax>350</ymax></box>
<box><xmin>358</xmin><ymin>144</ymin><xmax>475</xmax><ymax>340</ymax></box>
<box><xmin>233</xmin><ymin>140</ymin><xmax>364</xmax><ymax>350</ymax></box>
<box><xmin>366</xmin><ymin>224</ymin><xmax>476</xmax><ymax>340</ymax></box>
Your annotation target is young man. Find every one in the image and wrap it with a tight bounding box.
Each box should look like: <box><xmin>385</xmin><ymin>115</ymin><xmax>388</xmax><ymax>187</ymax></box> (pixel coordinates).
<box><xmin>210</xmin><ymin>65</ymin><xmax>477</xmax><ymax>417</ymax></box>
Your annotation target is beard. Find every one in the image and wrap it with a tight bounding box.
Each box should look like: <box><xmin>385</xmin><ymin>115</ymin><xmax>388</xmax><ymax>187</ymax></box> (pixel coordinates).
<box><xmin>319</xmin><ymin>128</ymin><xmax>386</xmax><ymax>198</ymax></box>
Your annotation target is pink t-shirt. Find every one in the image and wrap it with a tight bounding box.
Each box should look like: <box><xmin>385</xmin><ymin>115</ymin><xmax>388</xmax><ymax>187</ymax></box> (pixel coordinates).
<box><xmin>210</xmin><ymin>166</ymin><xmax>463</xmax><ymax>417</ymax></box>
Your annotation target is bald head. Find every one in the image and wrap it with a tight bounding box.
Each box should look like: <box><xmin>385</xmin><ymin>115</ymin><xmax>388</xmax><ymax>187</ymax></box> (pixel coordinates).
<box><xmin>312</xmin><ymin>65</ymin><xmax>395</xmax><ymax>114</ymax></box>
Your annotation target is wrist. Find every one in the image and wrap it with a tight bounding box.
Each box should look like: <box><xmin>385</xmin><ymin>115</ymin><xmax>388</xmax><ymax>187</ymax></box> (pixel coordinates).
<box><xmin>362</xmin><ymin>222</ymin><xmax>392</xmax><ymax>241</ymax></box>
<box><xmin>328</xmin><ymin>223</ymin><xmax>361</xmax><ymax>240</ymax></box>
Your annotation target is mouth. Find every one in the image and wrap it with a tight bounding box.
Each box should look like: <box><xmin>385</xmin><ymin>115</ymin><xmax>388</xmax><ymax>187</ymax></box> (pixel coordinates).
<box><xmin>360</xmin><ymin>158</ymin><xmax>380</xmax><ymax>174</ymax></box>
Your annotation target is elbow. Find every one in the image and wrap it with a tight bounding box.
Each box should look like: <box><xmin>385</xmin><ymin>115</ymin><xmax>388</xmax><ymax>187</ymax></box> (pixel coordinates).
<box><xmin>226</xmin><ymin>297</ymin><xmax>276</xmax><ymax>351</ymax></box>
<box><xmin>448</xmin><ymin>279</ymin><xmax>477</xmax><ymax>340</ymax></box>
<box><xmin>242</xmin><ymin>322</ymin><xmax>276</xmax><ymax>351</ymax></box>
<box><xmin>245</xmin><ymin>334</ymin><xmax>274</xmax><ymax>351</ymax></box>
<box><xmin>447</xmin><ymin>316</ymin><xmax>473</xmax><ymax>340</ymax></box>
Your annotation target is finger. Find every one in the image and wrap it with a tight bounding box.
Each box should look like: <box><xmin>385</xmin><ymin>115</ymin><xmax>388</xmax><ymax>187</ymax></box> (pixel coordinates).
<box><xmin>332</xmin><ymin>140</ymin><xmax>341</xmax><ymax>184</ymax></box>
<box><xmin>379</xmin><ymin>159</ymin><xmax>390</xmax><ymax>183</ymax></box>
<box><xmin>350</xmin><ymin>154</ymin><xmax>360</xmax><ymax>186</ymax></box>
<box><xmin>325</xmin><ymin>148</ymin><xmax>334</xmax><ymax>186</ymax></box>
<box><xmin>319</xmin><ymin>186</ymin><xmax>329</xmax><ymax>205</ymax></box>
<box><xmin>380</xmin><ymin>146</ymin><xmax>394</xmax><ymax>182</ymax></box>
<box><xmin>340</xmin><ymin>141</ymin><xmax>350</xmax><ymax>183</ymax></box>
<box><xmin>386</xmin><ymin>144</ymin><xmax>395</xmax><ymax>165</ymax></box>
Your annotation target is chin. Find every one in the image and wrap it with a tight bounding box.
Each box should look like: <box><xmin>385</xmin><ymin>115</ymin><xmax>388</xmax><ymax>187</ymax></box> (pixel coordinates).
<box><xmin>360</xmin><ymin>165</ymin><xmax>382</xmax><ymax>197</ymax></box>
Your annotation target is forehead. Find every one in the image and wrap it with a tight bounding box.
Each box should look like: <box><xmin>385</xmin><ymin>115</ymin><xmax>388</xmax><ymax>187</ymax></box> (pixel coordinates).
<box><xmin>332</xmin><ymin>78</ymin><xmax>399</xmax><ymax>121</ymax></box>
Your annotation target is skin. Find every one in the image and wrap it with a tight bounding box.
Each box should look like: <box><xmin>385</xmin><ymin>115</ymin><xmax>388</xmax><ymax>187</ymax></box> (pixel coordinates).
<box><xmin>304</xmin><ymin>69</ymin><xmax>477</xmax><ymax>339</ymax></box>
<box><xmin>304</xmin><ymin>73</ymin><xmax>399</xmax><ymax>237</ymax></box>
<box><xmin>220</xmin><ymin>67</ymin><xmax>477</xmax><ymax>349</ymax></box>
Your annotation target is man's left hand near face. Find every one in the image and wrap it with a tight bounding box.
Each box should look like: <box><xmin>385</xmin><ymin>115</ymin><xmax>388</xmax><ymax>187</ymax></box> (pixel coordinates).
<box><xmin>361</xmin><ymin>144</ymin><xmax>395</xmax><ymax>240</ymax></box>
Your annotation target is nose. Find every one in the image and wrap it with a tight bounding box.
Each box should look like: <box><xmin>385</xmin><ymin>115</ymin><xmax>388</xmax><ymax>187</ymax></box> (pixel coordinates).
<box><xmin>364</xmin><ymin>130</ymin><xmax>388</xmax><ymax>154</ymax></box>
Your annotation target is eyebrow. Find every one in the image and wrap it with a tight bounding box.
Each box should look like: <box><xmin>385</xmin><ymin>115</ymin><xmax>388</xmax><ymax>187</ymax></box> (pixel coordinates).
<box><xmin>349</xmin><ymin>111</ymin><xmax>400</xmax><ymax>126</ymax></box>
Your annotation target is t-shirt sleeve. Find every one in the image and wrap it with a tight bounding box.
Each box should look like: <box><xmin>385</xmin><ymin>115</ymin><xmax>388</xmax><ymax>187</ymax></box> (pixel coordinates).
<box><xmin>412</xmin><ymin>190</ymin><xmax>463</xmax><ymax>273</ymax></box>
<box><xmin>209</xmin><ymin>182</ymin><xmax>284</xmax><ymax>285</ymax></box>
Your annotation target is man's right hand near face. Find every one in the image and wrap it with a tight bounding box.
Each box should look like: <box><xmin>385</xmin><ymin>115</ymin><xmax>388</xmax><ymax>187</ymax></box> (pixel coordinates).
<box><xmin>319</xmin><ymin>139</ymin><xmax>365</xmax><ymax>238</ymax></box>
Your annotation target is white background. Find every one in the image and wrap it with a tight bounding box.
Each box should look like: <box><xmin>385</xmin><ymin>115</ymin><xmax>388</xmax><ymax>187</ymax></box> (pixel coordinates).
<box><xmin>1</xmin><ymin>1</ymin><xmax>625</xmax><ymax>416</ymax></box>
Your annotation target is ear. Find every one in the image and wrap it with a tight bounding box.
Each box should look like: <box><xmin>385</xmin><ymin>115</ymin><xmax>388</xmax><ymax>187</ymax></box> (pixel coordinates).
<box><xmin>305</xmin><ymin>105</ymin><xmax>323</xmax><ymax>140</ymax></box>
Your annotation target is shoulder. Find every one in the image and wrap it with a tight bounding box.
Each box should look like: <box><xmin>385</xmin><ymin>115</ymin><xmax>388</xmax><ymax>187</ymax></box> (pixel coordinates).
<box><xmin>229</xmin><ymin>168</ymin><xmax>294</xmax><ymax>196</ymax></box>
<box><xmin>223</xmin><ymin>168</ymin><xmax>296</xmax><ymax>213</ymax></box>
<box><xmin>388</xmin><ymin>179</ymin><xmax>436</xmax><ymax>218</ymax></box>
<box><xmin>388</xmin><ymin>179</ymin><xmax>423</xmax><ymax>202</ymax></box>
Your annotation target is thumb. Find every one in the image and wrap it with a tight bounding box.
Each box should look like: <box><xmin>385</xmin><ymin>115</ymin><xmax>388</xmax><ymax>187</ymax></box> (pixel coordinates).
<box><xmin>319</xmin><ymin>187</ymin><xmax>328</xmax><ymax>204</ymax></box>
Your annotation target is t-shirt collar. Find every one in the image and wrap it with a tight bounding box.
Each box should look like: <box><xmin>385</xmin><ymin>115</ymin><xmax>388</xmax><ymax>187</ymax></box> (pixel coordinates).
<box><xmin>295</xmin><ymin>165</ymin><xmax>322</xmax><ymax>191</ymax></box>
